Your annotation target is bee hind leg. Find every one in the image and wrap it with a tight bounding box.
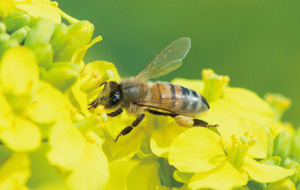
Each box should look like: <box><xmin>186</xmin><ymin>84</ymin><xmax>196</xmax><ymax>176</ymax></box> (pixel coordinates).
<box><xmin>114</xmin><ymin>114</ymin><xmax>145</xmax><ymax>142</ymax></box>
<box><xmin>193</xmin><ymin>119</ymin><xmax>219</xmax><ymax>127</ymax></box>
<box><xmin>146</xmin><ymin>109</ymin><xmax>218</xmax><ymax>128</ymax></box>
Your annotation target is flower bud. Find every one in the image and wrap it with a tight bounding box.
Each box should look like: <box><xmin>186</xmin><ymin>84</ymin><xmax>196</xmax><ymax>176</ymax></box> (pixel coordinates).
<box><xmin>291</xmin><ymin>128</ymin><xmax>300</xmax><ymax>158</ymax></box>
<box><xmin>3</xmin><ymin>12</ymin><xmax>30</xmax><ymax>32</ymax></box>
<box><xmin>53</xmin><ymin>21</ymin><xmax>94</xmax><ymax>62</ymax></box>
<box><xmin>266</xmin><ymin>179</ymin><xmax>296</xmax><ymax>190</ymax></box>
<box><xmin>10</xmin><ymin>25</ymin><xmax>30</xmax><ymax>44</ymax></box>
<box><xmin>0</xmin><ymin>37</ymin><xmax>18</xmax><ymax>57</ymax></box>
<box><xmin>42</xmin><ymin>62</ymin><xmax>80</xmax><ymax>92</ymax></box>
<box><xmin>50</xmin><ymin>23</ymin><xmax>68</xmax><ymax>54</ymax></box>
<box><xmin>0</xmin><ymin>33</ymin><xmax>10</xmax><ymax>52</ymax></box>
<box><xmin>0</xmin><ymin>23</ymin><xmax>6</xmax><ymax>33</ymax></box>
<box><xmin>248</xmin><ymin>181</ymin><xmax>266</xmax><ymax>190</ymax></box>
<box><xmin>273</xmin><ymin>130</ymin><xmax>292</xmax><ymax>160</ymax></box>
<box><xmin>31</xmin><ymin>43</ymin><xmax>53</xmax><ymax>69</ymax></box>
<box><xmin>260</xmin><ymin>156</ymin><xmax>281</xmax><ymax>166</ymax></box>
<box><xmin>283</xmin><ymin>159</ymin><xmax>300</xmax><ymax>185</ymax></box>
<box><xmin>262</xmin><ymin>125</ymin><xmax>274</xmax><ymax>157</ymax></box>
<box><xmin>24</xmin><ymin>18</ymin><xmax>55</xmax><ymax>48</ymax></box>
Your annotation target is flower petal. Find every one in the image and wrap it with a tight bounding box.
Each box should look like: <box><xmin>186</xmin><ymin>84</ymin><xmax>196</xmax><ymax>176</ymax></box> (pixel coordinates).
<box><xmin>66</xmin><ymin>132</ymin><xmax>109</xmax><ymax>190</ymax></box>
<box><xmin>150</xmin><ymin>115</ymin><xmax>186</xmax><ymax>157</ymax></box>
<box><xmin>47</xmin><ymin>121</ymin><xmax>85</xmax><ymax>171</ymax></box>
<box><xmin>223</xmin><ymin>88</ymin><xmax>273</xmax><ymax>125</ymax></box>
<box><xmin>0</xmin><ymin>117</ymin><xmax>41</xmax><ymax>151</ymax></box>
<box><xmin>127</xmin><ymin>160</ymin><xmax>163</xmax><ymax>190</ymax></box>
<box><xmin>169</xmin><ymin>127</ymin><xmax>226</xmax><ymax>173</ymax></box>
<box><xmin>218</xmin><ymin>117</ymin><xmax>268</xmax><ymax>158</ymax></box>
<box><xmin>103</xmin><ymin>160</ymin><xmax>140</xmax><ymax>190</ymax></box>
<box><xmin>0</xmin><ymin>92</ymin><xmax>13</xmax><ymax>130</ymax></box>
<box><xmin>27</xmin><ymin>81</ymin><xmax>69</xmax><ymax>123</ymax></box>
<box><xmin>0</xmin><ymin>153</ymin><xmax>30</xmax><ymax>189</ymax></box>
<box><xmin>189</xmin><ymin>160</ymin><xmax>248</xmax><ymax>190</ymax></box>
<box><xmin>244</xmin><ymin>156</ymin><xmax>296</xmax><ymax>183</ymax></box>
<box><xmin>0</xmin><ymin>46</ymin><xmax>39</xmax><ymax>94</ymax></box>
<box><xmin>15</xmin><ymin>0</ymin><xmax>61</xmax><ymax>23</ymax></box>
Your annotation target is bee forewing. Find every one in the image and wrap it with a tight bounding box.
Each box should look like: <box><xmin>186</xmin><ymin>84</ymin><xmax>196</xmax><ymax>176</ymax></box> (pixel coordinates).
<box><xmin>136</xmin><ymin>37</ymin><xmax>191</xmax><ymax>79</ymax></box>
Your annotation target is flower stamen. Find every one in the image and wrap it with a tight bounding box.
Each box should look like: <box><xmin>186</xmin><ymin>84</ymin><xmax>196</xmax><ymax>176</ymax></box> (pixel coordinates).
<box><xmin>227</xmin><ymin>133</ymin><xmax>257</xmax><ymax>169</ymax></box>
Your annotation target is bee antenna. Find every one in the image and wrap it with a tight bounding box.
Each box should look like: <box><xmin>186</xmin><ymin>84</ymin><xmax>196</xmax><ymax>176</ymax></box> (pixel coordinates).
<box><xmin>100</xmin><ymin>82</ymin><xmax>107</xmax><ymax>87</ymax></box>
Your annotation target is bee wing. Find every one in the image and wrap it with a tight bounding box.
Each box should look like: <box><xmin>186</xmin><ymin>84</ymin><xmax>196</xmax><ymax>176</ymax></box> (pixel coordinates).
<box><xmin>136</xmin><ymin>99</ymin><xmax>188</xmax><ymax>116</ymax></box>
<box><xmin>136</xmin><ymin>37</ymin><xmax>191</xmax><ymax>79</ymax></box>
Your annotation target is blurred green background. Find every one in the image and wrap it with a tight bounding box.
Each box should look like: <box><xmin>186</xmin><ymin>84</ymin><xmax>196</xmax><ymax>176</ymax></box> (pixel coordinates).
<box><xmin>59</xmin><ymin>0</ymin><xmax>300</xmax><ymax>126</ymax></box>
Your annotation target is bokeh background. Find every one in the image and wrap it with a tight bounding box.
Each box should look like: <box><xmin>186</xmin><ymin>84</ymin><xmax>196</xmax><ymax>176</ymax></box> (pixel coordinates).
<box><xmin>59</xmin><ymin>0</ymin><xmax>300</xmax><ymax>126</ymax></box>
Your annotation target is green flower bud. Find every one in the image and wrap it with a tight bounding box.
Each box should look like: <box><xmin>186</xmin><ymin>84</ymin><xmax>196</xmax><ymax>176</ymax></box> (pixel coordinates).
<box><xmin>248</xmin><ymin>180</ymin><xmax>267</xmax><ymax>190</ymax></box>
<box><xmin>50</xmin><ymin>23</ymin><xmax>68</xmax><ymax>54</ymax></box>
<box><xmin>273</xmin><ymin>130</ymin><xmax>292</xmax><ymax>161</ymax></box>
<box><xmin>42</xmin><ymin>62</ymin><xmax>80</xmax><ymax>92</ymax></box>
<box><xmin>262</xmin><ymin>125</ymin><xmax>274</xmax><ymax>157</ymax></box>
<box><xmin>291</xmin><ymin>128</ymin><xmax>300</xmax><ymax>159</ymax></box>
<box><xmin>266</xmin><ymin>179</ymin><xmax>296</xmax><ymax>190</ymax></box>
<box><xmin>0</xmin><ymin>33</ymin><xmax>9</xmax><ymax>42</ymax></box>
<box><xmin>283</xmin><ymin>160</ymin><xmax>300</xmax><ymax>185</ymax></box>
<box><xmin>3</xmin><ymin>12</ymin><xmax>30</xmax><ymax>32</ymax></box>
<box><xmin>53</xmin><ymin>21</ymin><xmax>94</xmax><ymax>62</ymax></box>
<box><xmin>0</xmin><ymin>33</ymin><xmax>10</xmax><ymax>56</ymax></box>
<box><xmin>0</xmin><ymin>38</ymin><xmax>18</xmax><ymax>57</ymax></box>
<box><xmin>10</xmin><ymin>25</ymin><xmax>30</xmax><ymax>44</ymax></box>
<box><xmin>24</xmin><ymin>18</ymin><xmax>55</xmax><ymax>48</ymax></box>
<box><xmin>31</xmin><ymin>43</ymin><xmax>53</xmax><ymax>69</ymax></box>
<box><xmin>260</xmin><ymin>156</ymin><xmax>281</xmax><ymax>166</ymax></box>
<box><xmin>0</xmin><ymin>23</ymin><xmax>6</xmax><ymax>33</ymax></box>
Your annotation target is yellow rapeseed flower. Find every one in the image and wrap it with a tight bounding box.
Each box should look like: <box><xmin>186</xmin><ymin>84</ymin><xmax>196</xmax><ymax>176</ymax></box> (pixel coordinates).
<box><xmin>169</xmin><ymin>119</ymin><xmax>295</xmax><ymax>190</ymax></box>
<box><xmin>0</xmin><ymin>0</ymin><xmax>61</xmax><ymax>23</ymax></box>
<box><xmin>0</xmin><ymin>46</ymin><xmax>69</xmax><ymax>151</ymax></box>
<box><xmin>0</xmin><ymin>153</ymin><xmax>30</xmax><ymax>190</ymax></box>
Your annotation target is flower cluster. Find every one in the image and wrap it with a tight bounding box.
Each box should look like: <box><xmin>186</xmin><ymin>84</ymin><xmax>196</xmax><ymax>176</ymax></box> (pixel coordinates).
<box><xmin>0</xmin><ymin>1</ymin><xmax>299</xmax><ymax>190</ymax></box>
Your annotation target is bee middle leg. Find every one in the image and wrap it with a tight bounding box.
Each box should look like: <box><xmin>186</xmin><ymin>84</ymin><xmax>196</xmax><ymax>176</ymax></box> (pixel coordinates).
<box><xmin>114</xmin><ymin>114</ymin><xmax>145</xmax><ymax>142</ymax></box>
<box><xmin>146</xmin><ymin>109</ymin><xmax>178</xmax><ymax>117</ymax></box>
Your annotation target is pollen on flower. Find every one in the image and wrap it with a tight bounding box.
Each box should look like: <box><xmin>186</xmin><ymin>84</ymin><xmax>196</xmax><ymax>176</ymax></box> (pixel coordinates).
<box><xmin>219</xmin><ymin>138</ymin><xmax>228</xmax><ymax>151</ymax></box>
<box><xmin>239</xmin><ymin>166</ymin><xmax>248</xmax><ymax>174</ymax></box>
<box><xmin>248</xmin><ymin>137</ymin><xmax>258</xmax><ymax>147</ymax></box>
<box><xmin>80</xmin><ymin>68</ymin><xmax>89</xmax><ymax>78</ymax></box>
<box><xmin>227</xmin><ymin>133</ymin><xmax>259</xmax><ymax>169</ymax></box>
<box><xmin>86</xmin><ymin>136</ymin><xmax>96</xmax><ymax>143</ymax></box>
<box><xmin>244</xmin><ymin>131</ymin><xmax>254</xmax><ymax>139</ymax></box>
<box><xmin>92</xmin><ymin>71</ymin><xmax>101</xmax><ymax>84</ymax></box>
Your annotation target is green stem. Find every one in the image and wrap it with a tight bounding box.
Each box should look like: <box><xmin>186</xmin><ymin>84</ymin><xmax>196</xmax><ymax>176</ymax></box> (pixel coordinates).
<box><xmin>158</xmin><ymin>158</ymin><xmax>172</xmax><ymax>188</ymax></box>
<box><xmin>59</xmin><ymin>9</ymin><xmax>79</xmax><ymax>24</ymax></box>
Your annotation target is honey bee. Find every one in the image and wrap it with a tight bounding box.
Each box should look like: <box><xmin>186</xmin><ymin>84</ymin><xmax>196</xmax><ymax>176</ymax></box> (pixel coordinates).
<box><xmin>89</xmin><ymin>37</ymin><xmax>217</xmax><ymax>141</ymax></box>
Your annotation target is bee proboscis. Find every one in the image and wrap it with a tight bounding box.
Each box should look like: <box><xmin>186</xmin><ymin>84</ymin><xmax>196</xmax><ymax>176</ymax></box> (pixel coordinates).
<box><xmin>89</xmin><ymin>37</ymin><xmax>217</xmax><ymax>141</ymax></box>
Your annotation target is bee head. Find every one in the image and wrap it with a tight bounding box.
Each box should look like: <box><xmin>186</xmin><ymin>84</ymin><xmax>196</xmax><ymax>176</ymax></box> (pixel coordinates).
<box><xmin>95</xmin><ymin>81</ymin><xmax>122</xmax><ymax>109</ymax></box>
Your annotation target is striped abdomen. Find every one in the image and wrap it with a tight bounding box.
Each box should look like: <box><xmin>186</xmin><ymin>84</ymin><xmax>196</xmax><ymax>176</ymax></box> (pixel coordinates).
<box><xmin>146</xmin><ymin>82</ymin><xmax>210</xmax><ymax>116</ymax></box>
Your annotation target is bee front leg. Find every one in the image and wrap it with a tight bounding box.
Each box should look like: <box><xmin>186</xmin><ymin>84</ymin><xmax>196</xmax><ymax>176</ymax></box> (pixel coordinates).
<box><xmin>107</xmin><ymin>108</ymin><xmax>123</xmax><ymax>117</ymax></box>
<box><xmin>114</xmin><ymin>114</ymin><xmax>145</xmax><ymax>142</ymax></box>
